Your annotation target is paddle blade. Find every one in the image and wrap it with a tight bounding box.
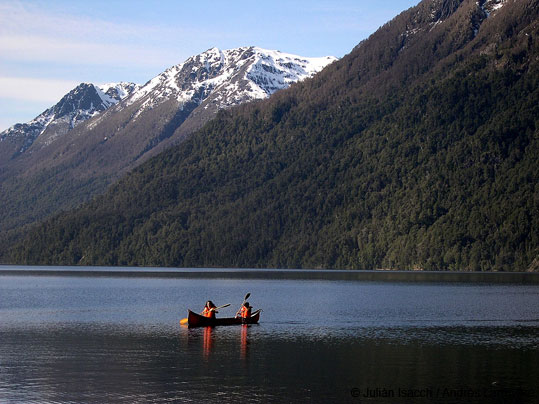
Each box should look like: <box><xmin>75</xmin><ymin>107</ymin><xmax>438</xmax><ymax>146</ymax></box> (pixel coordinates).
<box><xmin>180</xmin><ymin>318</ymin><xmax>188</xmax><ymax>325</ymax></box>
<box><xmin>244</xmin><ymin>293</ymin><xmax>250</xmax><ymax>301</ymax></box>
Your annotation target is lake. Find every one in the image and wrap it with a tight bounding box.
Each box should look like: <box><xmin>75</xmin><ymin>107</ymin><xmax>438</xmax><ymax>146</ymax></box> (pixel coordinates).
<box><xmin>0</xmin><ymin>267</ymin><xmax>538</xmax><ymax>403</ymax></box>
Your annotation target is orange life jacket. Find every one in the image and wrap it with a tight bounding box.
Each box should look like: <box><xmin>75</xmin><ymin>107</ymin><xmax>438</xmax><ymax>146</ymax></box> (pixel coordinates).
<box><xmin>202</xmin><ymin>307</ymin><xmax>215</xmax><ymax>319</ymax></box>
<box><xmin>240</xmin><ymin>305</ymin><xmax>251</xmax><ymax>318</ymax></box>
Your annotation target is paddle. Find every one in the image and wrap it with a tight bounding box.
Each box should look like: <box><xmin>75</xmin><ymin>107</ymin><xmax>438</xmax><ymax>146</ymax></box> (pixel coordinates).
<box><xmin>180</xmin><ymin>303</ymin><xmax>231</xmax><ymax>325</ymax></box>
<box><xmin>213</xmin><ymin>303</ymin><xmax>231</xmax><ymax>310</ymax></box>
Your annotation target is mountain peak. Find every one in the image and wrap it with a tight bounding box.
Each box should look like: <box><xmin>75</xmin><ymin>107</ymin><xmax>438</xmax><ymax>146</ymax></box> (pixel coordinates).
<box><xmin>125</xmin><ymin>46</ymin><xmax>337</xmax><ymax>114</ymax></box>
<box><xmin>0</xmin><ymin>81</ymin><xmax>138</xmax><ymax>157</ymax></box>
<box><xmin>98</xmin><ymin>82</ymin><xmax>141</xmax><ymax>104</ymax></box>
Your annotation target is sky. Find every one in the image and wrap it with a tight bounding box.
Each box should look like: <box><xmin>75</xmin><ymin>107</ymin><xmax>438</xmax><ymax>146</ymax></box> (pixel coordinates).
<box><xmin>0</xmin><ymin>0</ymin><xmax>419</xmax><ymax>132</ymax></box>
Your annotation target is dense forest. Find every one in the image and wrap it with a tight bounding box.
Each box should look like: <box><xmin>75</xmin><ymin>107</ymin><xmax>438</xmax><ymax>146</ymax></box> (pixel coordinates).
<box><xmin>3</xmin><ymin>0</ymin><xmax>538</xmax><ymax>271</ymax></box>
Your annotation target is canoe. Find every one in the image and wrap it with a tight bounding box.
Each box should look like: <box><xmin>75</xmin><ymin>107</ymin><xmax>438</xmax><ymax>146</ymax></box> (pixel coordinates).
<box><xmin>186</xmin><ymin>309</ymin><xmax>261</xmax><ymax>327</ymax></box>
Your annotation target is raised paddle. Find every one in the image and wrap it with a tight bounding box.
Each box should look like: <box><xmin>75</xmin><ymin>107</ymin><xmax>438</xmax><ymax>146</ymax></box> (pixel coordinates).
<box><xmin>180</xmin><ymin>303</ymin><xmax>231</xmax><ymax>325</ymax></box>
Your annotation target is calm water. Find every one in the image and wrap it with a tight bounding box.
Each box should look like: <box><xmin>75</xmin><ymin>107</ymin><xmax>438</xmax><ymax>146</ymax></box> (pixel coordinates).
<box><xmin>0</xmin><ymin>268</ymin><xmax>538</xmax><ymax>403</ymax></box>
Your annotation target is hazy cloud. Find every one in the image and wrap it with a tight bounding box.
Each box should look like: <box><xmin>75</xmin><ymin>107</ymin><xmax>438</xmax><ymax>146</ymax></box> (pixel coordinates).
<box><xmin>0</xmin><ymin>76</ymin><xmax>81</xmax><ymax>102</ymax></box>
<box><xmin>0</xmin><ymin>34</ymin><xmax>179</xmax><ymax>69</ymax></box>
<box><xmin>0</xmin><ymin>1</ymin><xmax>189</xmax><ymax>128</ymax></box>
<box><xmin>0</xmin><ymin>3</ymin><xmax>185</xmax><ymax>69</ymax></box>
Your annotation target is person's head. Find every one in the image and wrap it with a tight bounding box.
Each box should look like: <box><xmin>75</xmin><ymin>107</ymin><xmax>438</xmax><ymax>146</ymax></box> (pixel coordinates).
<box><xmin>206</xmin><ymin>300</ymin><xmax>215</xmax><ymax>308</ymax></box>
<box><xmin>244</xmin><ymin>302</ymin><xmax>250</xmax><ymax>308</ymax></box>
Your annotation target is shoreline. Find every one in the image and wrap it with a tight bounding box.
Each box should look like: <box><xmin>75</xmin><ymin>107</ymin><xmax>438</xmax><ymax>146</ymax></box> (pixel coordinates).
<box><xmin>1</xmin><ymin>265</ymin><xmax>538</xmax><ymax>284</ymax></box>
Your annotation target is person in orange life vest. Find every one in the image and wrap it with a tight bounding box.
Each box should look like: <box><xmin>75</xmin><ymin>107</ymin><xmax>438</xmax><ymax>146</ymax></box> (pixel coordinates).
<box><xmin>236</xmin><ymin>302</ymin><xmax>252</xmax><ymax>319</ymax></box>
<box><xmin>202</xmin><ymin>300</ymin><xmax>217</xmax><ymax>319</ymax></box>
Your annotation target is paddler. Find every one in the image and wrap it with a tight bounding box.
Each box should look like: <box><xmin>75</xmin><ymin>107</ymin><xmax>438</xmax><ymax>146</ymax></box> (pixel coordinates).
<box><xmin>202</xmin><ymin>300</ymin><xmax>218</xmax><ymax>319</ymax></box>
<box><xmin>236</xmin><ymin>301</ymin><xmax>252</xmax><ymax>320</ymax></box>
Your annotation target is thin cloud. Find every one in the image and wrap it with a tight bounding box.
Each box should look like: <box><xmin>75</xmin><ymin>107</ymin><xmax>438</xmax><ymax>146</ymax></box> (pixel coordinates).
<box><xmin>0</xmin><ymin>2</ymin><xmax>175</xmax><ymax>44</ymax></box>
<box><xmin>0</xmin><ymin>76</ymin><xmax>80</xmax><ymax>103</ymax></box>
<box><xmin>0</xmin><ymin>2</ymin><xmax>189</xmax><ymax>69</ymax></box>
<box><xmin>0</xmin><ymin>34</ymin><xmax>179</xmax><ymax>69</ymax></box>
<box><xmin>0</xmin><ymin>1</ymin><xmax>191</xmax><ymax>122</ymax></box>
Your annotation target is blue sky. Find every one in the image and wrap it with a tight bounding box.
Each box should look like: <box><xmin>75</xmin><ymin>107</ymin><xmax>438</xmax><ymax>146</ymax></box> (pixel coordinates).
<box><xmin>0</xmin><ymin>0</ymin><xmax>418</xmax><ymax>131</ymax></box>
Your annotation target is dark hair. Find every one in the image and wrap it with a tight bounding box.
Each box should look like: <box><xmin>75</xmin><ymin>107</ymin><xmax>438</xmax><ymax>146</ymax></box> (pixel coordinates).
<box><xmin>206</xmin><ymin>300</ymin><xmax>216</xmax><ymax>308</ymax></box>
<box><xmin>244</xmin><ymin>302</ymin><xmax>250</xmax><ymax>308</ymax></box>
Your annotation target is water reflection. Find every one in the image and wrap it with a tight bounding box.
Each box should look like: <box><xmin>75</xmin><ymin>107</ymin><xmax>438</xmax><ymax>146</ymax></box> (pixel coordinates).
<box><xmin>187</xmin><ymin>324</ymin><xmax>253</xmax><ymax>362</ymax></box>
<box><xmin>203</xmin><ymin>326</ymin><xmax>213</xmax><ymax>360</ymax></box>
<box><xmin>240</xmin><ymin>325</ymin><xmax>249</xmax><ymax>360</ymax></box>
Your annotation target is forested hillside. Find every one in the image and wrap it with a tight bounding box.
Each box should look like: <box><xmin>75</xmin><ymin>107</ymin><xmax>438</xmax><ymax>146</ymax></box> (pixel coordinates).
<box><xmin>4</xmin><ymin>0</ymin><xmax>538</xmax><ymax>271</ymax></box>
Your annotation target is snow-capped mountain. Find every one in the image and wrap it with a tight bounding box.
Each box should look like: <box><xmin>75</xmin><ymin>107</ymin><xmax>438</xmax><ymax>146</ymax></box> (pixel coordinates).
<box><xmin>128</xmin><ymin>46</ymin><xmax>336</xmax><ymax>110</ymax></box>
<box><xmin>120</xmin><ymin>46</ymin><xmax>336</xmax><ymax>130</ymax></box>
<box><xmin>0</xmin><ymin>82</ymin><xmax>139</xmax><ymax>158</ymax></box>
<box><xmin>1</xmin><ymin>47</ymin><xmax>335</xmax><ymax>163</ymax></box>
<box><xmin>76</xmin><ymin>46</ymin><xmax>337</xmax><ymax>166</ymax></box>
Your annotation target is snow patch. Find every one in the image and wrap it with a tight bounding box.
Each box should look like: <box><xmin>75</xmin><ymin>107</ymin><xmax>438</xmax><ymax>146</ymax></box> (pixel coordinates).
<box><xmin>480</xmin><ymin>0</ymin><xmax>507</xmax><ymax>17</ymax></box>
<box><xmin>94</xmin><ymin>85</ymin><xmax>117</xmax><ymax>108</ymax></box>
